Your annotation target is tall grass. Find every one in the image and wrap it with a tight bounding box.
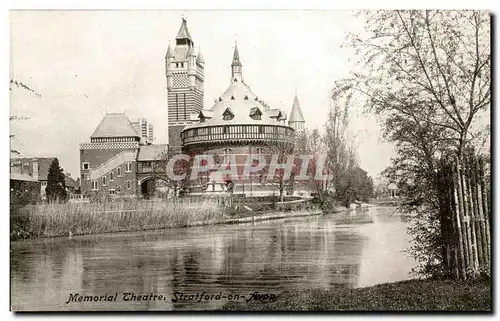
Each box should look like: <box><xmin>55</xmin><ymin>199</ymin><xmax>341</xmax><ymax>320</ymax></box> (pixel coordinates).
<box><xmin>10</xmin><ymin>199</ymin><xmax>224</xmax><ymax>240</ymax></box>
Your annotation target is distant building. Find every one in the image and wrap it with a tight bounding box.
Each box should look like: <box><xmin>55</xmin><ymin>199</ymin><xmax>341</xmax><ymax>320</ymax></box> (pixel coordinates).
<box><xmin>79</xmin><ymin>113</ymin><xmax>167</xmax><ymax>198</ymax></box>
<box><xmin>10</xmin><ymin>157</ymin><xmax>57</xmax><ymax>201</ymax></box>
<box><xmin>65</xmin><ymin>172</ymin><xmax>80</xmax><ymax>194</ymax></box>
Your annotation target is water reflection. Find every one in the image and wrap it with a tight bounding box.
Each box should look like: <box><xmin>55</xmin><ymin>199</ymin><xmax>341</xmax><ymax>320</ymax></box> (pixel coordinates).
<box><xmin>10</xmin><ymin>207</ymin><xmax>414</xmax><ymax>311</ymax></box>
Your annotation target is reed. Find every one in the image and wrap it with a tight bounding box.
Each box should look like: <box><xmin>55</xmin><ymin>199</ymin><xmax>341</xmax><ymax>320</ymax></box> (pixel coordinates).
<box><xmin>10</xmin><ymin>199</ymin><xmax>225</xmax><ymax>240</ymax></box>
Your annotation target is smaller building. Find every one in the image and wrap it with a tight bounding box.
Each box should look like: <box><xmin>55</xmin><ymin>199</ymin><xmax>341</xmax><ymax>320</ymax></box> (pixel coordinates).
<box><xmin>79</xmin><ymin>113</ymin><xmax>169</xmax><ymax>199</ymax></box>
<box><xmin>10</xmin><ymin>157</ymin><xmax>57</xmax><ymax>201</ymax></box>
<box><xmin>65</xmin><ymin>172</ymin><xmax>80</xmax><ymax>194</ymax></box>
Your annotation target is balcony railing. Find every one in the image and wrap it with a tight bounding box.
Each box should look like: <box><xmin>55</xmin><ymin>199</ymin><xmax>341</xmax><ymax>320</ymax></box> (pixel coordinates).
<box><xmin>181</xmin><ymin>125</ymin><xmax>295</xmax><ymax>146</ymax></box>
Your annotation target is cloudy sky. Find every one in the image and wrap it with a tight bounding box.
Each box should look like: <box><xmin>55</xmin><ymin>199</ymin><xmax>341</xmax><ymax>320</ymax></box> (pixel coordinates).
<box><xmin>10</xmin><ymin>10</ymin><xmax>395</xmax><ymax>179</ymax></box>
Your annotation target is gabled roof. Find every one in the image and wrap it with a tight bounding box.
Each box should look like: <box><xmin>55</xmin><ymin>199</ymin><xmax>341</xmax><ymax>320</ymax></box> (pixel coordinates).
<box><xmin>91</xmin><ymin>113</ymin><xmax>140</xmax><ymax>138</ymax></box>
<box><xmin>289</xmin><ymin>95</ymin><xmax>305</xmax><ymax>123</ymax></box>
<box><xmin>267</xmin><ymin>109</ymin><xmax>282</xmax><ymax>119</ymax></box>
<box><xmin>176</xmin><ymin>18</ymin><xmax>193</xmax><ymax>41</ymax></box>
<box><xmin>137</xmin><ymin>144</ymin><xmax>168</xmax><ymax>161</ymax></box>
<box><xmin>249</xmin><ymin>107</ymin><xmax>262</xmax><ymax>116</ymax></box>
<box><xmin>65</xmin><ymin>175</ymin><xmax>79</xmax><ymax>189</ymax></box>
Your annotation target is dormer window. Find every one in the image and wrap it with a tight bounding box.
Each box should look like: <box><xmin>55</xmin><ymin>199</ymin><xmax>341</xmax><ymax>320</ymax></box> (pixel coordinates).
<box><xmin>223</xmin><ymin>108</ymin><xmax>234</xmax><ymax>121</ymax></box>
<box><xmin>244</xmin><ymin>95</ymin><xmax>248</xmax><ymax>100</ymax></box>
<box><xmin>249</xmin><ymin>107</ymin><xmax>262</xmax><ymax>120</ymax></box>
<box><xmin>231</xmin><ymin>96</ymin><xmax>235</xmax><ymax>100</ymax></box>
<box><xmin>234</xmin><ymin>78</ymin><xmax>238</xmax><ymax>82</ymax></box>
<box><xmin>219</xmin><ymin>97</ymin><xmax>222</xmax><ymax>102</ymax></box>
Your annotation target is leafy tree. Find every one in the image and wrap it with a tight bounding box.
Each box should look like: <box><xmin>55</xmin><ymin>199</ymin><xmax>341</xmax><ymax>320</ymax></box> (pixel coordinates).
<box><xmin>46</xmin><ymin>158</ymin><xmax>67</xmax><ymax>203</ymax></box>
<box><xmin>153</xmin><ymin>149</ymin><xmax>191</xmax><ymax>198</ymax></box>
<box><xmin>335</xmin><ymin>167</ymin><xmax>374</xmax><ymax>207</ymax></box>
<box><xmin>333</xmin><ymin>10</ymin><xmax>490</xmax><ymax>277</ymax></box>
<box><xmin>261</xmin><ymin>140</ymin><xmax>299</xmax><ymax>202</ymax></box>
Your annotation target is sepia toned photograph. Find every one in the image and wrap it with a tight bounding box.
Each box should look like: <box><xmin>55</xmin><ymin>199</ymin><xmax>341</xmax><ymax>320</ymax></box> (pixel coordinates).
<box><xmin>9</xmin><ymin>9</ymin><xmax>491</xmax><ymax>312</ymax></box>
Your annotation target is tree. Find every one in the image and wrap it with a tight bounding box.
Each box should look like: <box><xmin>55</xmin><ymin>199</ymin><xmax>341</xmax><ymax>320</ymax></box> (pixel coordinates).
<box><xmin>46</xmin><ymin>158</ymin><xmax>67</xmax><ymax>203</ymax></box>
<box><xmin>153</xmin><ymin>150</ymin><xmax>191</xmax><ymax>198</ymax></box>
<box><xmin>335</xmin><ymin>167</ymin><xmax>374</xmax><ymax>207</ymax></box>
<box><xmin>261</xmin><ymin>140</ymin><xmax>299</xmax><ymax>202</ymax></box>
<box><xmin>333</xmin><ymin>10</ymin><xmax>490</xmax><ymax>277</ymax></box>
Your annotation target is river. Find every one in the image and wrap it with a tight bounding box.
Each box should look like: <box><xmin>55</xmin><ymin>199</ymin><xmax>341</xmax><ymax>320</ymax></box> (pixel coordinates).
<box><xmin>10</xmin><ymin>206</ymin><xmax>415</xmax><ymax>311</ymax></box>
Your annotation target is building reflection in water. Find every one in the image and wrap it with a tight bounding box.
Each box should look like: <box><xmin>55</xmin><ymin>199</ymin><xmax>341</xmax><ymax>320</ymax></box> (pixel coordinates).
<box><xmin>11</xmin><ymin>207</ymin><xmax>411</xmax><ymax>311</ymax></box>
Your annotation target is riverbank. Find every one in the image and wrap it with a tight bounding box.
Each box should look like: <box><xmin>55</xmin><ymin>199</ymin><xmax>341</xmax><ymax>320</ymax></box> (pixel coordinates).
<box><xmin>10</xmin><ymin>200</ymin><xmax>332</xmax><ymax>241</ymax></box>
<box><xmin>222</xmin><ymin>278</ymin><xmax>491</xmax><ymax>311</ymax></box>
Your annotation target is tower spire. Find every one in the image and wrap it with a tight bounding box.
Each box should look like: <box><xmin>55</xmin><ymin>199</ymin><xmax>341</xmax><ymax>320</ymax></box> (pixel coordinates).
<box><xmin>289</xmin><ymin>94</ymin><xmax>305</xmax><ymax>135</ymax></box>
<box><xmin>175</xmin><ymin>17</ymin><xmax>193</xmax><ymax>47</ymax></box>
<box><xmin>231</xmin><ymin>41</ymin><xmax>243</xmax><ymax>83</ymax></box>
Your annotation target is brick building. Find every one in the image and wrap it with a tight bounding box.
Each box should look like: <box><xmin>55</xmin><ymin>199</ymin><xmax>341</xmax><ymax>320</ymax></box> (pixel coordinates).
<box><xmin>10</xmin><ymin>157</ymin><xmax>58</xmax><ymax>201</ymax></box>
<box><xmin>79</xmin><ymin>113</ymin><xmax>167</xmax><ymax>198</ymax></box>
<box><xmin>79</xmin><ymin>17</ymin><xmax>307</xmax><ymax>199</ymax></box>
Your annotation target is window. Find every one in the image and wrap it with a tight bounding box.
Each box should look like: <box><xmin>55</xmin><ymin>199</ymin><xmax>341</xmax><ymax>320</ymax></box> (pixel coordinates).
<box><xmin>176</xmin><ymin>63</ymin><xmax>179</xmax><ymax>68</ymax></box>
<box><xmin>125</xmin><ymin>162</ymin><xmax>133</xmax><ymax>172</ymax></box>
<box><xmin>84</xmin><ymin>174</ymin><xmax>90</xmax><ymax>180</ymax></box>
<box><xmin>110</xmin><ymin>171</ymin><xmax>114</xmax><ymax>181</ymax></box>
<box><xmin>41</xmin><ymin>181</ymin><xmax>47</xmax><ymax>186</ymax></box>
<box><xmin>223</xmin><ymin>108</ymin><xmax>234</xmax><ymax>120</ymax></box>
<box><xmin>109</xmin><ymin>189</ymin><xmax>115</xmax><ymax>195</ymax></box>
<box><xmin>102</xmin><ymin>176</ymin><xmax>107</xmax><ymax>186</ymax></box>
<box><xmin>250</xmin><ymin>107</ymin><xmax>262</xmax><ymax>120</ymax></box>
<box><xmin>117</xmin><ymin>167</ymin><xmax>122</xmax><ymax>177</ymax></box>
<box><xmin>117</xmin><ymin>186</ymin><xmax>121</xmax><ymax>193</ymax></box>
<box><xmin>127</xmin><ymin>180</ymin><xmax>131</xmax><ymax>189</ymax></box>
<box><xmin>91</xmin><ymin>180</ymin><xmax>98</xmax><ymax>190</ymax></box>
<box><xmin>23</xmin><ymin>162</ymin><xmax>30</xmax><ymax>167</ymax></box>
<box><xmin>82</xmin><ymin>162</ymin><xmax>90</xmax><ymax>170</ymax></box>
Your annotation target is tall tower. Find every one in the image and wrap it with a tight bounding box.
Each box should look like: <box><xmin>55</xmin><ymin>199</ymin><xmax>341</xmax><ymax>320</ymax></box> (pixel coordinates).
<box><xmin>288</xmin><ymin>94</ymin><xmax>305</xmax><ymax>135</ymax></box>
<box><xmin>165</xmin><ymin>18</ymin><xmax>204</xmax><ymax>152</ymax></box>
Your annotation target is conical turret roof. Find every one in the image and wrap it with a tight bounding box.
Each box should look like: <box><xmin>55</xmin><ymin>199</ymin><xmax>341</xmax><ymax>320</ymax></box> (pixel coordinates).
<box><xmin>289</xmin><ymin>95</ymin><xmax>305</xmax><ymax>123</ymax></box>
<box><xmin>196</xmin><ymin>47</ymin><xmax>205</xmax><ymax>63</ymax></box>
<box><xmin>231</xmin><ymin>42</ymin><xmax>242</xmax><ymax>67</ymax></box>
<box><xmin>165</xmin><ymin>43</ymin><xmax>174</xmax><ymax>58</ymax></box>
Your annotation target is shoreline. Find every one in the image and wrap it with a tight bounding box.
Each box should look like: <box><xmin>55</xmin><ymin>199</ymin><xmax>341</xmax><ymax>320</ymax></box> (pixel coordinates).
<box><xmin>221</xmin><ymin>278</ymin><xmax>491</xmax><ymax>311</ymax></box>
<box><xmin>11</xmin><ymin>206</ymin><xmax>351</xmax><ymax>242</ymax></box>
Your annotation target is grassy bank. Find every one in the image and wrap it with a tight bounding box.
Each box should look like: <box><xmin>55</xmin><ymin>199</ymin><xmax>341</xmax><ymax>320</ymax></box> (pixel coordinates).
<box><xmin>222</xmin><ymin>279</ymin><xmax>491</xmax><ymax>312</ymax></box>
<box><xmin>10</xmin><ymin>199</ymin><xmax>224</xmax><ymax>240</ymax></box>
<box><xmin>10</xmin><ymin>198</ymin><xmax>326</xmax><ymax>241</ymax></box>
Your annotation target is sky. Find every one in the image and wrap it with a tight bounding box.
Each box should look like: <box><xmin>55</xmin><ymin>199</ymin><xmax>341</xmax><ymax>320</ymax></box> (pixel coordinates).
<box><xmin>10</xmin><ymin>10</ymin><xmax>395</xmax><ymax>179</ymax></box>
